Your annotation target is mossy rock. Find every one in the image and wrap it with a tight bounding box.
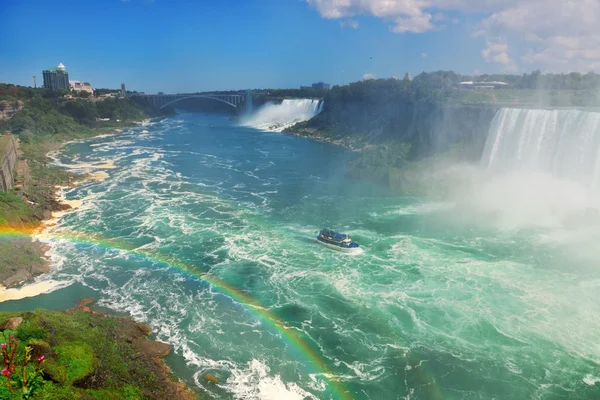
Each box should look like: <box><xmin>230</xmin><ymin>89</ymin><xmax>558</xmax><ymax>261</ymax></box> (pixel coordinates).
<box><xmin>28</xmin><ymin>338</ymin><xmax>54</xmax><ymax>358</ymax></box>
<box><xmin>44</xmin><ymin>358</ymin><xmax>68</xmax><ymax>384</ymax></box>
<box><xmin>53</xmin><ymin>342</ymin><xmax>97</xmax><ymax>384</ymax></box>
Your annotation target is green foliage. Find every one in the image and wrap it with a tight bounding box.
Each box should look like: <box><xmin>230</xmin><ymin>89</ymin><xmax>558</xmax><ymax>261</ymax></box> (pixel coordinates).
<box><xmin>62</xmin><ymin>100</ymin><xmax>97</xmax><ymax>126</ymax></box>
<box><xmin>8</xmin><ymin>99</ymin><xmax>86</xmax><ymax>137</ymax></box>
<box><xmin>0</xmin><ymin>311</ymin><xmax>189</xmax><ymax>399</ymax></box>
<box><xmin>53</xmin><ymin>343</ymin><xmax>96</xmax><ymax>384</ymax></box>
<box><xmin>0</xmin><ymin>191</ymin><xmax>37</xmax><ymax>225</ymax></box>
<box><xmin>16</xmin><ymin>323</ymin><xmax>47</xmax><ymax>343</ymax></box>
<box><xmin>0</xmin><ymin>337</ymin><xmax>46</xmax><ymax>399</ymax></box>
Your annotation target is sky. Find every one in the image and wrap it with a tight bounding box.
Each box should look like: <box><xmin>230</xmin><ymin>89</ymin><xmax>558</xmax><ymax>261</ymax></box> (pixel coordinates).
<box><xmin>1</xmin><ymin>0</ymin><xmax>599</xmax><ymax>93</ymax></box>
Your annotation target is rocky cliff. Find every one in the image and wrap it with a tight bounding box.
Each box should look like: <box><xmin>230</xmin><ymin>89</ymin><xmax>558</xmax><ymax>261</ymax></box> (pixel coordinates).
<box><xmin>0</xmin><ymin>100</ymin><xmax>23</xmax><ymax>121</ymax></box>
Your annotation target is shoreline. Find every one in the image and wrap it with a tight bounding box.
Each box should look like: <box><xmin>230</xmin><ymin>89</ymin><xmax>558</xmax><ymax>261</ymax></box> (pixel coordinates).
<box><xmin>0</xmin><ymin>118</ymin><xmax>200</xmax><ymax>398</ymax></box>
<box><xmin>0</xmin><ymin>126</ymin><xmax>126</xmax><ymax>299</ymax></box>
<box><xmin>282</xmin><ymin>126</ymin><xmax>364</xmax><ymax>152</ymax></box>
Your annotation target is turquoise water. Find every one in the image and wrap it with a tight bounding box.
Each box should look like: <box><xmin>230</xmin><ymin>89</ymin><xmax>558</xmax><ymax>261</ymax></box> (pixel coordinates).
<box><xmin>2</xmin><ymin>113</ymin><xmax>600</xmax><ymax>399</ymax></box>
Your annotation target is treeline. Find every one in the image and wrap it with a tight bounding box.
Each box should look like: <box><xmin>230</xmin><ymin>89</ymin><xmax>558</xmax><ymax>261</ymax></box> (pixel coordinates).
<box><xmin>207</xmin><ymin>87</ymin><xmax>329</xmax><ymax>98</ymax></box>
<box><xmin>294</xmin><ymin>70</ymin><xmax>600</xmax><ymax>143</ymax></box>
<box><xmin>462</xmin><ymin>70</ymin><xmax>600</xmax><ymax>91</ymax></box>
<box><xmin>0</xmin><ymin>84</ymin><xmax>151</xmax><ymax>143</ymax></box>
<box><xmin>400</xmin><ymin>70</ymin><xmax>600</xmax><ymax>91</ymax></box>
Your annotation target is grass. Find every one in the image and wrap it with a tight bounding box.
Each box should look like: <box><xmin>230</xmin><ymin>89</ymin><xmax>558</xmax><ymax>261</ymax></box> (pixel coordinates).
<box><xmin>54</xmin><ymin>342</ymin><xmax>97</xmax><ymax>384</ymax></box>
<box><xmin>0</xmin><ymin>310</ymin><xmax>196</xmax><ymax>399</ymax></box>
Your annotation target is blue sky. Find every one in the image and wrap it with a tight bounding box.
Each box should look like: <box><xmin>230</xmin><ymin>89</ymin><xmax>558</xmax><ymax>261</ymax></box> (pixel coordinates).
<box><xmin>0</xmin><ymin>0</ymin><xmax>597</xmax><ymax>93</ymax></box>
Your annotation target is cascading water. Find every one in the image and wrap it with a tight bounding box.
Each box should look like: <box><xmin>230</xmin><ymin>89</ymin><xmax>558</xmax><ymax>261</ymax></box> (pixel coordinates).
<box><xmin>241</xmin><ymin>99</ymin><xmax>322</xmax><ymax>132</ymax></box>
<box><xmin>482</xmin><ymin>108</ymin><xmax>600</xmax><ymax>188</ymax></box>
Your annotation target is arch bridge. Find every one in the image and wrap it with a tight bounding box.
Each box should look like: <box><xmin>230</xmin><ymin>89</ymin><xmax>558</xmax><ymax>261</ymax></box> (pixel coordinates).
<box><xmin>134</xmin><ymin>91</ymin><xmax>253</xmax><ymax>112</ymax></box>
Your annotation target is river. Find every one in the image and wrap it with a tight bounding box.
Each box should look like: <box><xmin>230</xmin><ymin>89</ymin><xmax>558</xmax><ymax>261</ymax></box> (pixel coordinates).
<box><xmin>1</xmin><ymin>108</ymin><xmax>599</xmax><ymax>399</ymax></box>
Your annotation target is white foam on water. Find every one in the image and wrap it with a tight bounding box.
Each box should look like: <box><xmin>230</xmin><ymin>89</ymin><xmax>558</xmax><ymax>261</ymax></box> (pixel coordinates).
<box><xmin>583</xmin><ymin>374</ymin><xmax>600</xmax><ymax>386</ymax></box>
<box><xmin>222</xmin><ymin>359</ymin><xmax>319</xmax><ymax>400</ymax></box>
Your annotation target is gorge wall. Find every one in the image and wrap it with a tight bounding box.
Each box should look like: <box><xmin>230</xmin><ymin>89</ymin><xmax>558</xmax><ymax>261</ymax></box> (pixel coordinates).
<box><xmin>0</xmin><ymin>100</ymin><xmax>23</xmax><ymax>121</ymax></box>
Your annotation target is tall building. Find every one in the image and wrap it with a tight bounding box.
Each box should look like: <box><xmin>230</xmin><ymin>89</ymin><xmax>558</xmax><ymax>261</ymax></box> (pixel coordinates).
<box><xmin>312</xmin><ymin>82</ymin><xmax>331</xmax><ymax>90</ymax></box>
<box><xmin>121</xmin><ymin>83</ymin><xmax>126</xmax><ymax>98</ymax></box>
<box><xmin>403</xmin><ymin>72</ymin><xmax>412</xmax><ymax>81</ymax></box>
<box><xmin>43</xmin><ymin>63</ymin><xmax>69</xmax><ymax>90</ymax></box>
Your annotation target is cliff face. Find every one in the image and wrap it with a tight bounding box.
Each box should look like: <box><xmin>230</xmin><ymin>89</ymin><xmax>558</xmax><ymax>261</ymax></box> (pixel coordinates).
<box><xmin>0</xmin><ymin>100</ymin><xmax>23</xmax><ymax>121</ymax></box>
<box><xmin>288</xmin><ymin>102</ymin><xmax>499</xmax><ymax>192</ymax></box>
<box><xmin>289</xmin><ymin>103</ymin><xmax>498</xmax><ymax>160</ymax></box>
<box><xmin>405</xmin><ymin>104</ymin><xmax>499</xmax><ymax>161</ymax></box>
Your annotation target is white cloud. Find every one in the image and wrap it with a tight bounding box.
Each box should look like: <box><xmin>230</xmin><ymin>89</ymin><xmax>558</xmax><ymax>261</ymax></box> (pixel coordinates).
<box><xmin>340</xmin><ymin>19</ymin><xmax>359</xmax><ymax>29</ymax></box>
<box><xmin>306</xmin><ymin>0</ymin><xmax>600</xmax><ymax>71</ymax></box>
<box><xmin>481</xmin><ymin>40</ymin><xmax>516</xmax><ymax>71</ymax></box>
<box><xmin>421</xmin><ymin>52</ymin><xmax>427</xmax><ymax>58</ymax></box>
<box><xmin>362</xmin><ymin>72</ymin><xmax>376</xmax><ymax>80</ymax></box>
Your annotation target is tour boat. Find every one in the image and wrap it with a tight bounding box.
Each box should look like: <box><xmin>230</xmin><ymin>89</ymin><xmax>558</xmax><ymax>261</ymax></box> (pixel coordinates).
<box><xmin>317</xmin><ymin>229</ymin><xmax>361</xmax><ymax>253</ymax></box>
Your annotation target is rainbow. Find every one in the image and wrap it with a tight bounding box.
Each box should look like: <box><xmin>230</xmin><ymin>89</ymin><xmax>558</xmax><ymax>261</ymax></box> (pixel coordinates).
<box><xmin>0</xmin><ymin>225</ymin><xmax>352</xmax><ymax>400</ymax></box>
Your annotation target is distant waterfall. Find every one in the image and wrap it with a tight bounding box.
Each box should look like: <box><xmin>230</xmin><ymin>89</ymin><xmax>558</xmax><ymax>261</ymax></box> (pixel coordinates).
<box><xmin>241</xmin><ymin>99</ymin><xmax>323</xmax><ymax>132</ymax></box>
<box><xmin>482</xmin><ymin>108</ymin><xmax>600</xmax><ymax>188</ymax></box>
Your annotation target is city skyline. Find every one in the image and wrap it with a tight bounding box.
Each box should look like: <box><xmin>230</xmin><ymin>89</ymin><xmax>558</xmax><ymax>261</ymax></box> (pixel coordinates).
<box><xmin>1</xmin><ymin>0</ymin><xmax>598</xmax><ymax>93</ymax></box>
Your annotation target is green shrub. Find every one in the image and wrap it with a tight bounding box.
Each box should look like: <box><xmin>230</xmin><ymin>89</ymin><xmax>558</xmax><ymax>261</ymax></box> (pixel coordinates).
<box><xmin>16</xmin><ymin>322</ymin><xmax>47</xmax><ymax>342</ymax></box>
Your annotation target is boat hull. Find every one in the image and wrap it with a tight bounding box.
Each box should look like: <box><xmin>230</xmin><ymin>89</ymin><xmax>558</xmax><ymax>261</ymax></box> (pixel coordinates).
<box><xmin>317</xmin><ymin>240</ymin><xmax>362</xmax><ymax>254</ymax></box>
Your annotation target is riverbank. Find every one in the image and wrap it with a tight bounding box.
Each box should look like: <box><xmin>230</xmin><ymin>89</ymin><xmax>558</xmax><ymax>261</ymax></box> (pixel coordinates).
<box><xmin>0</xmin><ymin>127</ymin><xmax>126</xmax><ymax>293</ymax></box>
<box><xmin>0</xmin><ymin>298</ymin><xmax>196</xmax><ymax>399</ymax></box>
<box><xmin>283</xmin><ymin>125</ymin><xmax>365</xmax><ymax>152</ymax></box>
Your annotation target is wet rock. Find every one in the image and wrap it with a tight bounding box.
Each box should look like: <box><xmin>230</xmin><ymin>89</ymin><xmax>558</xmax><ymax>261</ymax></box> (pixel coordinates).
<box><xmin>203</xmin><ymin>373</ymin><xmax>220</xmax><ymax>384</ymax></box>
<box><xmin>30</xmin><ymin>262</ymin><xmax>50</xmax><ymax>275</ymax></box>
<box><xmin>1</xmin><ymin>317</ymin><xmax>23</xmax><ymax>331</ymax></box>
<box><xmin>137</xmin><ymin>340</ymin><xmax>171</xmax><ymax>358</ymax></box>
<box><xmin>2</xmin><ymin>270</ymin><xmax>32</xmax><ymax>288</ymax></box>
<box><xmin>137</xmin><ymin>322</ymin><xmax>152</xmax><ymax>337</ymax></box>
<box><xmin>78</xmin><ymin>297</ymin><xmax>94</xmax><ymax>307</ymax></box>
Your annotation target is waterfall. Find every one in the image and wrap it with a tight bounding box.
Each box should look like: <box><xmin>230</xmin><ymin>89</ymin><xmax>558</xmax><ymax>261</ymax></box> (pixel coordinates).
<box><xmin>241</xmin><ymin>99</ymin><xmax>323</xmax><ymax>132</ymax></box>
<box><xmin>482</xmin><ymin>108</ymin><xmax>600</xmax><ymax>189</ymax></box>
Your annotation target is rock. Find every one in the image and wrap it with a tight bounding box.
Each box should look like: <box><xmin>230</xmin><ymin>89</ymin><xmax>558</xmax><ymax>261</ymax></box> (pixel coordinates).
<box><xmin>27</xmin><ymin>339</ymin><xmax>54</xmax><ymax>359</ymax></box>
<box><xmin>2</xmin><ymin>270</ymin><xmax>32</xmax><ymax>288</ymax></box>
<box><xmin>203</xmin><ymin>373</ymin><xmax>220</xmax><ymax>384</ymax></box>
<box><xmin>0</xmin><ymin>100</ymin><xmax>23</xmax><ymax>120</ymax></box>
<box><xmin>137</xmin><ymin>340</ymin><xmax>171</xmax><ymax>358</ymax></box>
<box><xmin>1</xmin><ymin>317</ymin><xmax>23</xmax><ymax>331</ymax></box>
<box><xmin>137</xmin><ymin>323</ymin><xmax>152</xmax><ymax>337</ymax></box>
<box><xmin>30</xmin><ymin>262</ymin><xmax>50</xmax><ymax>275</ymax></box>
<box><xmin>78</xmin><ymin>298</ymin><xmax>94</xmax><ymax>307</ymax></box>
<box><xmin>81</xmin><ymin>306</ymin><xmax>91</xmax><ymax>313</ymax></box>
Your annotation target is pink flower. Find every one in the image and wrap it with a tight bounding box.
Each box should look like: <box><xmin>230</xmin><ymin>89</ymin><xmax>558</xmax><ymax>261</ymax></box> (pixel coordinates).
<box><xmin>1</xmin><ymin>367</ymin><xmax>10</xmax><ymax>377</ymax></box>
<box><xmin>0</xmin><ymin>343</ymin><xmax>5</xmax><ymax>349</ymax></box>
<box><xmin>37</xmin><ymin>355</ymin><xmax>45</xmax><ymax>362</ymax></box>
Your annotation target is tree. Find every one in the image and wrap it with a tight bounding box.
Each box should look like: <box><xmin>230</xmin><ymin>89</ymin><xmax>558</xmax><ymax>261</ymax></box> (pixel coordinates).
<box><xmin>9</xmin><ymin>86</ymin><xmax>18</xmax><ymax>99</ymax></box>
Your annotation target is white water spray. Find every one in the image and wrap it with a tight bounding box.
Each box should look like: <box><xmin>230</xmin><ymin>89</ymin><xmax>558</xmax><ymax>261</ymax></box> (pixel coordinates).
<box><xmin>443</xmin><ymin>108</ymin><xmax>600</xmax><ymax>229</ymax></box>
<box><xmin>241</xmin><ymin>99</ymin><xmax>322</xmax><ymax>132</ymax></box>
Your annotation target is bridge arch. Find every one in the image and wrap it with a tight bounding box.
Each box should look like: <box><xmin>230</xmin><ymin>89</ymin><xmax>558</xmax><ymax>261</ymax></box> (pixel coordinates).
<box><xmin>159</xmin><ymin>95</ymin><xmax>241</xmax><ymax>110</ymax></box>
